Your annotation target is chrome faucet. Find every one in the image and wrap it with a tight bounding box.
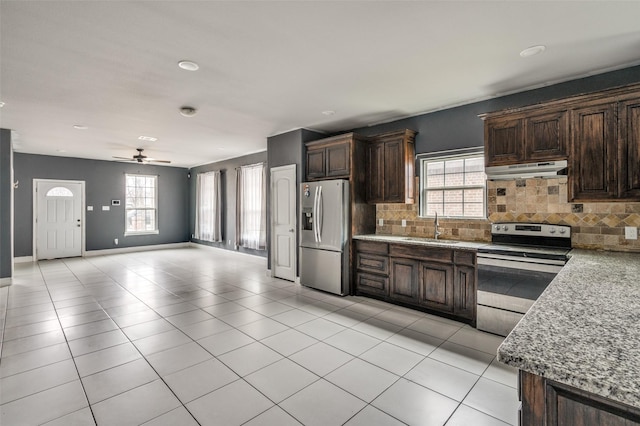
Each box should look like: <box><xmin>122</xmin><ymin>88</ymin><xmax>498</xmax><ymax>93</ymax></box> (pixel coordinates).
<box><xmin>434</xmin><ymin>211</ymin><xmax>441</xmax><ymax>240</ymax></box>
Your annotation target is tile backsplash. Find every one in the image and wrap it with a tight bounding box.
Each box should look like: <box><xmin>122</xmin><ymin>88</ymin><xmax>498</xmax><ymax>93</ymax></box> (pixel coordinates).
<box><xmin>375</xmin><ymin>177</ymin><xmax>640</xmax><ymax>252</ymax></box>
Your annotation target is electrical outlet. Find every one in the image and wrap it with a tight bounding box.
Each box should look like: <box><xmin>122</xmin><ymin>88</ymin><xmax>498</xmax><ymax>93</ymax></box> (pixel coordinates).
<box><xmin>114</xmin><ymin>238</ymin><xmax>118</xmax><ymax>245</ymax></box>
<box><xmin>378</xmin><ymin>219</ymin><xmax>384</xmax><ymax>226</ymax></box>
<box><xmin>625</xmin><ymin>226</ymin><xmax>638</xmax><ymax>240</ymax></box>
<box><xmin>401</xmin><ymin>219</ymin><xmax>407</xmax><ymax>227</ymax></box>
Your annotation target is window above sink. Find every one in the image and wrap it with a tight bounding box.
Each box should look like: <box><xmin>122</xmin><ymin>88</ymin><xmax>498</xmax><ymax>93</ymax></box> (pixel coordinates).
<box><xmin>418</xmin><ymin>147</ymin><xmax>486</xmax><ymax>220</ymax></box>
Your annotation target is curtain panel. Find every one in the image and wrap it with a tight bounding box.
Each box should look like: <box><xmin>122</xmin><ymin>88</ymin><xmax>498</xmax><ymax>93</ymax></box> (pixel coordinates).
<box><xmin>195</xmin><ymin>171</ymin><xmax>222</xmax><ymax>242</ymax></box>
<box><xmin>236</xmin><ymin>163</ymin><xmax>266</xmax><ymax>250</ymax></box>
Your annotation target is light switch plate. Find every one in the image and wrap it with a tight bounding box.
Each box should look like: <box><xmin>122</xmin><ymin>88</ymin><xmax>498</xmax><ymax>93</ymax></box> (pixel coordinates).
<box><xmin>378</xmin><ymin>219</ymin><xmax>384</xmax><ymax>226</ymax></box>
<box><xmin>87</xmin><ymin>206</ymin><xmax>93</xmax><ymax>211</ymax></box>
<box><xmin>401</xmin><ymin>219</ymin><xmax>407</xmax><ymax>227</ymax></box>
<box><xmin>102</xmin><ymin>206</ymin><xmax>110</xmax><ymax>211</ymax></box>
<box><xmin>625</xmin><ymin>226</ymin><xmax>638</xmax><ymax>240</ymax></box>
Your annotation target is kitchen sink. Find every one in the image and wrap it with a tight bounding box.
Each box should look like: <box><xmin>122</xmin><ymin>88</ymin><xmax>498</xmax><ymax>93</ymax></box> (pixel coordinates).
<box><xmin>401</xmin><ymin>237</ymin><xmax>459</xmax><ymax>244</ymax></box>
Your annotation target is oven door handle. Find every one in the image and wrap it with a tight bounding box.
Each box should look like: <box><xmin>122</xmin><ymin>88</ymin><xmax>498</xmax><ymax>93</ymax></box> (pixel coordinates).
<box><xmin>477</xmin><ymin>256</ymin><xmax>564</xmax><ymax>274</ymax></box>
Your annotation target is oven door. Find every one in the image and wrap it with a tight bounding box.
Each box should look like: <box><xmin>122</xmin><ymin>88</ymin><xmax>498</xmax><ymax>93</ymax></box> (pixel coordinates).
<box><xmin>476</xmin><ymin>255</ymin><xmax>564</xmax><ymax>336</ymax></box>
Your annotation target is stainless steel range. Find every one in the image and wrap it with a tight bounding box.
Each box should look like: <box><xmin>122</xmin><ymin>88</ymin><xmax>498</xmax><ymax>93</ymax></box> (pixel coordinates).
<box><xmin>476</xmin><ymin>223</ymin><xmax>571</xmax><ymax>336</ymax></box>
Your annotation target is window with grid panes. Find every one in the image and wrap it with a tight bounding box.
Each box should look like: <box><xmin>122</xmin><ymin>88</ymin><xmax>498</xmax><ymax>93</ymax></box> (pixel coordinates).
<box><xmin>125</xmin><ymin>174</ymin><xmax>159</xmax><ymax>235</ymax></box>
<box><xmin>419</xmin><ymin>150</ymin><xmax>486</xmax><ymax>218</ymax></box>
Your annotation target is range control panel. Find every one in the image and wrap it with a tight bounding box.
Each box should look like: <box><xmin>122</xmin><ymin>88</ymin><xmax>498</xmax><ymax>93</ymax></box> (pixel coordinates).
<box><xmin>492</xmin><ymin>223</ymin><xmax>571</xmax><ymax>239</ymax></box>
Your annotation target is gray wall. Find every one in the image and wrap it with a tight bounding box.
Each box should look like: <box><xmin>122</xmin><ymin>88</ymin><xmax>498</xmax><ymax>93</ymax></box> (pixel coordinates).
<box><xmin>266</xmin><ymin>128</ymin><xmax>325</xmax><ymax>270</ymax></box>
<box><xmin>13</xmin><ymin>153</ymin><xmax>190</xmax><ymax>257</ymax></box>
<box><xmin>188</xmin><ymin>151</ymin><xmax>268</xmax><ymax>258</ymax></box>
<box><xmin>351</xmin><ymin>65</ymin><xmax>640</xmax><ymax>157</ymax></box>
<box><xmin>1</xmin><ymin>129</ymin><xmax>12</xmax><ymax>278</ymax></box>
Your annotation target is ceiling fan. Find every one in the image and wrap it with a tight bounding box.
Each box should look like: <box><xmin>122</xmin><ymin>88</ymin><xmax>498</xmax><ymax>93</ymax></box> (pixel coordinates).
<box><xmin>113</xmin><ymin>148</ymin><xmax>171</xmax><ymax>164</ymax></box>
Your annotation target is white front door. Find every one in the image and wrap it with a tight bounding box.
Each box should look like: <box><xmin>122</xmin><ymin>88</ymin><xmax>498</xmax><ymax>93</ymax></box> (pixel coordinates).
<box><xmin>271</xmin><ymin>165</ymin><xmax>296</xmax><ymax>281</ymax></box>
<box><xmin>35</xmin><ymin>180</ymin><xmax>84</xmax><ymax>260</ymax></box>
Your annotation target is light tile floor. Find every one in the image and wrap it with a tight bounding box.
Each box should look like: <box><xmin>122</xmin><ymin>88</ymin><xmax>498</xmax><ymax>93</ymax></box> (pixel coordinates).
<box><xmin>0</xmin><ymin>247</ymin><xmax>519</xmax><ymax>425</ymax></box>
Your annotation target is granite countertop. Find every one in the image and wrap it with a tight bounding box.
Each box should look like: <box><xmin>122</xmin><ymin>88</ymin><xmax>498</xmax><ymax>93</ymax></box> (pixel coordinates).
<box><xmin>498</xmin><ymin>249</ymin><xmax>640</xmax><ymax>408</ymax></box>
<box><xmin>352</xmin><ymin>234</ymin><xmax>487</xmax><ymax>250</ymax></box>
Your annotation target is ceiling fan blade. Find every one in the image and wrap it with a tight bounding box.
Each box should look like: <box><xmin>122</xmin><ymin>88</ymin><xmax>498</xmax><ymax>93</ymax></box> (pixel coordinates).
<box><xmin>113</xmin><ymin>156</ymin><xmax>135</xmax><ymax>161</ymax></box>
<box><xmin>149</xmin><ymin>159</ymin><xmax>172</xmax><ymax>164</ymax></box>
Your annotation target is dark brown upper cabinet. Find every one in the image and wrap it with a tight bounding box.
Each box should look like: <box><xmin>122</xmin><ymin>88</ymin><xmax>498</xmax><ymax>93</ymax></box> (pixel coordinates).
<box><xmin>366</xmin><ymin>129</ymin><xmax>417</xmax><ymax>204</ymax></box>
<box><xmin>569</xmin><ymin>101</ymin><xmax>617</xmax><ymax>200</ymax></box>
<box><xmin>306</xmin><ymin>138</ymin><xmax>350</xmax><ymax>179</ymax></box>
<box><xmin>305</xmin><ymin>133</ymin><xmax>362</xmax><ymax>181</ymax></box>
<box><xmin>569</xmin><ymin>91</ymin><xmax>640</xmax><ymax>202</ymax></box>
<box><xmin>619</xmin><ymin>97</ymin><xmax>640</xmax><ymax>199</ymax></box>
<box><xmin>482</xmin><ymin>83</ymin><xmax>640</xmax><ymax>202</ymax></box>
<box><xmin>484</xmin><ymin>109</ymin><xmax>568</xmax><ymax>166</ymax></box>
<box><xmin>525</xmin><ymin>110</ymin><xmax>569</xmax><ymax>161</ymax></box>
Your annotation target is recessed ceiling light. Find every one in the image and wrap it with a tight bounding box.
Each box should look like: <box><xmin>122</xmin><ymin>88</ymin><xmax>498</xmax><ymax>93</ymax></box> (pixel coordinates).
<box><xmin>322</xmin><ymin>110</ymin><xmax>336</xmax><ymax>116</ymax></box>
<box><xmin>0</xmin><ymin>101</ymin><xmax>5</xmax><ymax>108</ymax></box>
<box><xmin>180</xmin><ymin>106</ymin><xmax>198</xmax><ymax>117</ymax></box>
<box><xmin>178</xmin><ymin>60</ymin><xmax>199</xmax><ymax>71</ymax></box>
<box><xmin>520</xmin><ymin>45</ymin><xmax>546</xmax><ymax>58</ymax></box>
<box><xmin>138</xmin><ymin>135</ymin><xmax>158</xmax><ymax>142</ymax></box>
<box><xmin>57</xmin><ymin>149</ymin><xmax>66</xmax><ymax>153</ymax></box>
<box><xmin>73</xmin><ymin>125</ymin><xmax>88</xmax><ymax>130</ymax></box>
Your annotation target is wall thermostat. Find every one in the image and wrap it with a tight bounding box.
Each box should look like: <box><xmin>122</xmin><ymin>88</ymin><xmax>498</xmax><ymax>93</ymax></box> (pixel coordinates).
<box><xmin>111</xmin><ymin>200</ymin><xmax>121</xmax><ymax>206</ymax></box>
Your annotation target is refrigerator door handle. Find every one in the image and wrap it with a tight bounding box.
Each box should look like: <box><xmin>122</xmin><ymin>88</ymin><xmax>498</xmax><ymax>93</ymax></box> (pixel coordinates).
<box><xmin>313</xmin><ymin>186</ymin><xmax>319</xmax><ymax>243</ymax></box>
<box><xmin>317</xmin><ymin>185</ymin><xmax>323</xmax><ymax>243</ymax></box>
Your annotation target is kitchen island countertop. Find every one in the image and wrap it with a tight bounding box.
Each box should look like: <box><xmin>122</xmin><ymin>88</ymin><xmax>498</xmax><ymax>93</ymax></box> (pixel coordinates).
<box><xmin>498</xmin><ymin>249</ymin><xmax>640</xmax><ymax>408</ymax></box>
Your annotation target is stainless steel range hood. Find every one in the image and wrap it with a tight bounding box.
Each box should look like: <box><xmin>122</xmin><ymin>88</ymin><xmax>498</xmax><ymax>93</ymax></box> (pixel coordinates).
<box><xmin>485</xmin><ymin>160</ymin><xmax>567</xmax><ymax>180</ymax></box>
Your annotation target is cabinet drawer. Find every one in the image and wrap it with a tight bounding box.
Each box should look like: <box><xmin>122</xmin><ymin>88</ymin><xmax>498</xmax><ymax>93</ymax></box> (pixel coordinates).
<box><xmin>355</xmin><ymin>240</ymin><xmax>388</xmax><ymax>255</ymax></box>
<box><xmin>454</xmin><ymin>250</ymin><xmax>476</xmax><ymax>266</ymax></box>
<box><xmin>390</xmin><ymin>244</ymin><xmax>453</xmax><ymax>262</ymax></box>
<box><xmin>355</xmin><ymin>272</ymin><xmax>389</xmax><ymax>297</ymax></box>
<box><xmin>356</xmin><ymin>252</ymin><xmax>389</xmax><ymax>275</ymax></box>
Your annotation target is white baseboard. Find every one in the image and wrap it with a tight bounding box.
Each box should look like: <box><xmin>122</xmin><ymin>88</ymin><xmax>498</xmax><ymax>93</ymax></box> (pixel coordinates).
<box><xmin>190</xmin><ymin>242</ymin><xmax>266</xmax><ymax>260</ymax></box>
<box><xmin>14</xmin><ymin>256</ymin><xmax>34</xmax><ymax>263</ymax></box>
<box><xmin>84</xmin><ymin>242</ymin><xmax>190</xmax><ymax>257</ymax></box>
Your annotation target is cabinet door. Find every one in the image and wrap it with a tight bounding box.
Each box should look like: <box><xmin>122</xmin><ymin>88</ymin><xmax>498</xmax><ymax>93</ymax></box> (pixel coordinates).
<box><xmin>453</xmin><ymin>265</ymin><xmax>476</xmax><ymax>320</ymax></box>
<box><xmin>384</xmin><ymin>140</ymin><xmax>404</xmax><ymax>202</ymax></box>
<box><xmin>569</xmin><ymin>103</ymin><xmax>617</xmax><ymax>200</ymax></box>
<box><xmin>306</xmin><ymin>148</ymin><xmax>325</xmax><ymax>179</ymax></box>
<box><xmin>389</xmin><ymin>258</ymin><xmax>419</xmax><ymax>304</ymax></box>
<box><xmin>326</xmin><ymin>143</ymin><xmax>350</xmax><ymax>177</ymax></box>
<box><xmin>485</xmin><ymin>117</ymin><xmax>523</xmax><ymax>166</ymax></box>
<box><xmin>525</xmin><ymin>110</ymin><xmax>568</xmax><ymax>161</ymax></box>
<box><xmin>418</xmin><ymin>261</ymin><xmax>454</xmax><ymax>313</ymax></box>
<box><xmin>619</xmin><ymin>98</ymin><xmax>640</xmax><ymax>200</ymax></box>
<box><xmin>366</xmin><ymin>142</ymin><xmax>385</xmax><ymax>203</ymax></box>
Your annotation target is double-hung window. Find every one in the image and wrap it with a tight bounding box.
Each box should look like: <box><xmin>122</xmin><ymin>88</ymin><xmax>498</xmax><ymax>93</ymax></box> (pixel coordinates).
<box><xmin>125</xmin><ymin>174</ymin><xmax>158</xmax><ymax>235</ymax></box>
<box><xmin>236</xmin><ymin>163</ymin><xmax>266</xmax><ymax>250</ymax></box>
<box><xmin>195</xmin><ymin>171</ymin><xmax>222</xmax><ymax>242</ymax></box>
<box><xmin>419</xmin><ymin>148</ymin><xmax>486</xmax><ymax>218</ymax></box>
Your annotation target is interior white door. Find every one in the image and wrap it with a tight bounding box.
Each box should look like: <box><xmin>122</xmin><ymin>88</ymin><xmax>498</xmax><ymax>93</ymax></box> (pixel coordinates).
<box><xmin>36</xmin><ymin>180</ymin><xmax>83</xmax><ymax>260</ymax></box>
<box><xmin>271</xmin><ymin>165</ymin><xmax>296</xmax><ymax>281</ymax></box>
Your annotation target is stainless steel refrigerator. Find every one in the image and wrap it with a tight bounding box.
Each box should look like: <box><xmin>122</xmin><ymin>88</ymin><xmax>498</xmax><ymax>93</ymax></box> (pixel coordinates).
<box><xmin>299</xmin><ymin>179</ymin><xmax>350</xmax><ymax>296</ymax></box>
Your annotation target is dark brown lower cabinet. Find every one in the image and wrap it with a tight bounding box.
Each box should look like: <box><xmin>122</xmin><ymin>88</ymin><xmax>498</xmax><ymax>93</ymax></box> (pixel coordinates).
<box><xmin>453</xmin><ymin>265</ymin><xmax>476</xmax><ymax>320</ymax></box>
<box><xmin>354</xmin><ymin>240</ymin><xmax>477</xmax><ymax>324</ymax></box>
<box><xmin>389</xmin><ymin>258</ymin><xmax>419</xmax><ymax>303</ymax></box>
<box><xmin>418</xmin><ymin>262</ymin><xmax>454</xmax><ymax>313</ymax></box>
<box><xmin>520</xmin><ymin>371</ymin><xmax>640</xmax><ymax>426</ymax></box>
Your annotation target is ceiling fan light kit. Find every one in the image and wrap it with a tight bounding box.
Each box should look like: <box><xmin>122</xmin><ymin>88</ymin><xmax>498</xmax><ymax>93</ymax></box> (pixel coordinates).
<box><xmin>113</xmin><ymin>148</ymin><xmax>171</xmax><ymax>164</ymax></box>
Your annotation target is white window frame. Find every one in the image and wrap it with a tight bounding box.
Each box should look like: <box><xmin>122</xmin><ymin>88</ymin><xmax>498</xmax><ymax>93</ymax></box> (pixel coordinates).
<box><xmin>124</xmin><ymin>174</ymin><xmax>159</xmax><ymax>236</ymax></box>
<box><xmin>419</xmin><ymin>147</ymin><xmax>486</xmax><ymax>219</ymax></box>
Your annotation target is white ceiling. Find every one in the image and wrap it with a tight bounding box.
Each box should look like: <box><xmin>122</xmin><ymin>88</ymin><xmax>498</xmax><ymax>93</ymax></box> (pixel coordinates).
<box><xmin>2</xmin><ymin>1</ymin><xmax>640</xmax><ymax>168</ymax></box>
